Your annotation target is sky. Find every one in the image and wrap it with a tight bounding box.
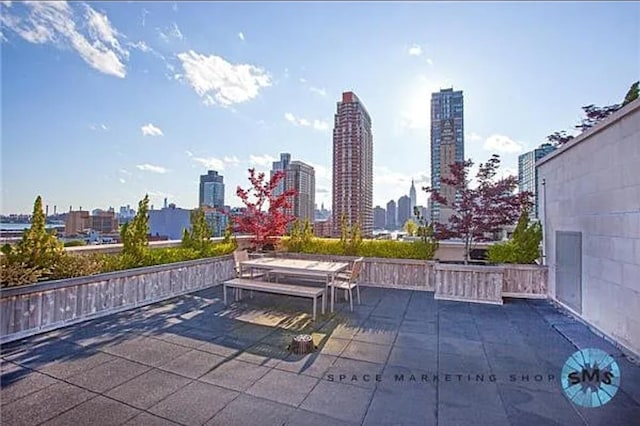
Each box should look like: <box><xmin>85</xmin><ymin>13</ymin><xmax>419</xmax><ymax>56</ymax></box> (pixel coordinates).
<box><xmin>1</xmin><ymin>1</ymin><xmax>638</xmax><ymax>215</ymax></box>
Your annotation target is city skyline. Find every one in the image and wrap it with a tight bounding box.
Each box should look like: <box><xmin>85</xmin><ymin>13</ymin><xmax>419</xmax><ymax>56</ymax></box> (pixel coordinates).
<box><xmin>2</xmin><ymin>2</ymin><xmax>638</xmax><ymax>214</ymax></box>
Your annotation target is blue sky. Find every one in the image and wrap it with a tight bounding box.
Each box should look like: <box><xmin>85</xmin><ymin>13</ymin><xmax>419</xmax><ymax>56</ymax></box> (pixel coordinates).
<box><xmin>1</xmin><ymin>1</ymin><xmax>638</xmax><ymax>215</ymax></box>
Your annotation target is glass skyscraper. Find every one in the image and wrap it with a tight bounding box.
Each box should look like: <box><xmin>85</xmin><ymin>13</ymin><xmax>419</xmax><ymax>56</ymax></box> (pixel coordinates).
<box><xmin>199</xmin><ymin>170</ymin><xmax>224</xmax><ymax>208</ymax></box>
<box><xmin>518</xmin><ymin>143</ymin><xmax>556</xmax><ymax>219</ymax></box>
<box><xmin>430</xmin><ymin>88</ymin><xmax>464</xmax><ymax>224</ymax></box>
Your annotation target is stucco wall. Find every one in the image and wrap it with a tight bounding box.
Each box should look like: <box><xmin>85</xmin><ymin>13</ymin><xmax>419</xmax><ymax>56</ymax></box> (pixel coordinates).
<box><xmin>538</xmin><ymin>99</ymin><xmax>640</xmax><ymax>356</ymax></box>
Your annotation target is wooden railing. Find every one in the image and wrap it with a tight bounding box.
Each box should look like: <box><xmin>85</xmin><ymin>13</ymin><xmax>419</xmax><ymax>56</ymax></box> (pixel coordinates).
<box><xmin>0</xmin><ymin>255</ymin><xmax>235</xmax><ymax>344</ymax></box>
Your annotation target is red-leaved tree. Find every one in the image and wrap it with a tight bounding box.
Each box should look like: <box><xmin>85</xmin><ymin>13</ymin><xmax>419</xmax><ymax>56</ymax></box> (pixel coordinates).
<box><xmin>235</xmin><ymin>168</ymin><xmax>297</xmax><ymax>251</ymax></box>
<box><xmin>423</xmin><ymin>154</ymin><xmax>532</xmax><ymax>264</ymax></box>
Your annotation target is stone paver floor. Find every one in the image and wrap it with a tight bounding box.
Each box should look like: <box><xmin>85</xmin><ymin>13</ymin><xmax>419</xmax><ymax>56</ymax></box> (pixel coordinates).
<box><xmin>1</xmin><ymin>286</ymin><xmax>639</xmax><ymax>425</ymax></box>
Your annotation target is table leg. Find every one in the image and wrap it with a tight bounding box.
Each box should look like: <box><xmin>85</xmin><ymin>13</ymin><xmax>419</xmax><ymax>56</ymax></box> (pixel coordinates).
<box><xmin>223</xmin><ymin>284</ymin><xmax>227</xmax><ymax>305</ymax></box>
<box><xmin>322</xmin><ymin>290</ymin><xmax>326</xmax><ymax>315</ymax></box>
<box><xmin>313</xmin><ymin>297</ymin><xmax>317</xmax><ymax>321</ymax></box>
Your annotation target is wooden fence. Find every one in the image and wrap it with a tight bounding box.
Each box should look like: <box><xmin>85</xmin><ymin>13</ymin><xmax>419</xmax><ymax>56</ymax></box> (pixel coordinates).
<box><xmin>0</xmin><ymin>255</ymin><xmax>235</xmax><ymax>344</ymax></box>
<box><xmin>434</xmin><ymin>264</ymin><xmax>504</xmax><ymax>305</ymax></box>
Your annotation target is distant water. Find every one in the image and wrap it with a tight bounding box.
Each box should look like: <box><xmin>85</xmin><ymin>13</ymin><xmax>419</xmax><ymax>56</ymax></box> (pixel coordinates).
<box><xmin>0</xmin><ymin>223</ymin><xmax>63</xmax><ymax>231</ymax></box>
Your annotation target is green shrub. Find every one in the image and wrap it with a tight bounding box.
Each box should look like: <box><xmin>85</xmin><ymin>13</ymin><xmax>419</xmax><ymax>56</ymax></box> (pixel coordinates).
<box><xmin>0</xmin><ymin>257</ymin><xmax>44</xmax><ymax>287</ymax></box>
<box><xmin>282</xmin><ymin>237</ymin><xmax>437</xmax><ymax>260</ymax></box>
<box><xmin>120</xmin><ymin>195</ymin><xmax>150</xmax><ymax>267</ymax></box>
<box><xmin>286</xmin><ymin>219</ymin><xmax>315</xmax><ymax>253</ymax></box>
<box><xmin>50</xmin><ymin>253</ymin><xmax>104</xmax><ymax>280</ymax></box>
<box><xmin>487</xmin><ymin>209</ymin><xmax>542</xmax><ymax>264</ymax></box>
<box><xmin>182</xmin><ymin>208</ymin><xmax>214</xmax><ymax>254</ymax></box>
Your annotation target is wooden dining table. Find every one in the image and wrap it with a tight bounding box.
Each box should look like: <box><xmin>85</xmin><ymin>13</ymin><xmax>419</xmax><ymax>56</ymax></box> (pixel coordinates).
<box><xmin>240</xmin><ymin>257</ymin><xmax>350</xmax><ymax>312</ymax></box>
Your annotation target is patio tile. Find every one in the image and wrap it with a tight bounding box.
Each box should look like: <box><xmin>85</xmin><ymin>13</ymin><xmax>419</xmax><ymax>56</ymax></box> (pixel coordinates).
<box><xmin>326</xmin><ymin>357</ymin><xmax>384</xmax><ymax>389</ymax></box>
<box><xmin>158</xmin><ymin>349</ymin><xmax>226</xmax><ymax>379</ymax></box>
<box><xmin>146</xmin><ymin>324</ymin><xmax>222</xmax><ymax>348</ymax></box>
<box><xmin>341</xmin><ymin>340</ymin><xmax>391</xmax><ymax>364</ymax></box>
<box><xmin>3</xmin><ymin>339</ymin><xmax>82</xmax><ymax>369</ymax></box>
<box><xmin>387</xmin><ymin>346</ymin><xmax>437</xmax><ymax>370</ymax></box>
<box><xmin>395</xmin><ymin>331</ymin><xmax>437</xmax><ymax>351</ymax></box>
<box><xmin>35</xmin><ymin>350</ymin><xmax>115</xmax><ymax>379</ymax></box>
<box><xmin>100</xmin><ymin>336</ymin><xmax>191</xmax><ymax>367</ymax></box>
<box><xmin>199</xmin><ymin>359</ymin><xmax>271</xmax><ymax>391</ymax></box>
<box><xmin>574</xmin><ymin>387</ymin><xmax>640</xmax><ymax>425</ymax></box>
<box><xmin>206</xmin><ymin>393</ymin><xmax>294</xmax><ymax>426</ymax></box>
<box><xmin>317</xmin><ymin>337</ymin><xmax>350</xmax><ymax>356</ymax></box>
<box><xmin>199</xmin><ymin>335</ymin><xmax>254</xmax><ymax>357</ymax></box>
<box><xmin>1</xmin><ymin>364</ymin><xmax>58</xmax><ymax>406</ymax></box>
<box><xmin>149</xmin><ymin>381</ymin><xmax>238</xmax><ymax>426</ymax></box>
<box><xmin>438</xmin><ymin>381</ymin><xmax>510</xmax><ymax>426</ymax></box>
<box><xmin>246</xmin><ymin>368</ymin><xmax>319</xmax><ymax>407</ymax></box>
<box><xmin>300</xmin><ymin>379</ymin><xmax>374</xmax><ymax>424</ymax></box>
<box><xmin>363</xmin><ymin>385</ymin><xmax>437</xmax><ymax>425</ymax></box>
<box><xmin>1</xmin><ymin>382</ymin><xmax>95</xmax><ymax>426</ymax></box>
<box><xmin>379</xmin><ymin>364</ymin><xmax>439</xmax><ymax>391</ymax></box>
<box><xmin>42</xmin><ymin>395</ymin><xmax>140</xmax><ymax>426</ymax></box>
<box><xmin>399</xmin><ymin>319</ymin><xmax>437</xmax><ymax>335</ymax></box>
<box><xmin>66</xmin><ymin>357</ymin><xmax>151</xmax><ymax>393</ymax></box>
<box><xmin>439</xmin><ymin>336</ymin><xmax>485</xmax><ymax>357</ymax></box>
<box><xmin>497</xmin><ymin>382</ymin><xmax>584</xmax><ymax>426</ymax></box>
<box><xmin>438</xmin><ymin>351</ymin><xmax>490</xmax><ymax>375</ymax></box>
<box><xmin>285</xmin><ymin>408</ymin><xmax>359</xmax><ymax>426</ymax></box>
<box><xmin>123</xmin><ymin>412</ymin><xmax>180</xmax><ymax>425</ymax></box>
<box><xmin>105</xmin><ymin>368</ymin><xmax>191</xmax><ymax>409</ymax></box>
<box><xmin>275</xmin><ymin>353</ymin><xmax>337</xmax><ymax>378</ymax></box>
<box><xmin>234</xmin><ymin>341</ymin><xmax>290</xmax><ymax>367</ymax></box>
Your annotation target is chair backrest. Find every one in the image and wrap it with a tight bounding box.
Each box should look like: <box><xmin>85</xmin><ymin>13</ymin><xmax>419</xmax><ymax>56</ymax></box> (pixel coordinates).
<box><xmin>233</xmin><ymin>250</ymin><xmax>249</xmax><ymax>273</ymax></box>
<box><xmin>350</xmin><ymin>257</ymin><xmax>364</xmax><ymax>283</ymax></box>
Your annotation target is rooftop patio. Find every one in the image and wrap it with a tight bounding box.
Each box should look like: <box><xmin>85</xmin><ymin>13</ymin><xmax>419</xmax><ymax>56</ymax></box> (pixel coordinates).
<box><xmin>1</xmin><ymin>286</ymin><xmax>639</xmax><ymax>425</ymax></box>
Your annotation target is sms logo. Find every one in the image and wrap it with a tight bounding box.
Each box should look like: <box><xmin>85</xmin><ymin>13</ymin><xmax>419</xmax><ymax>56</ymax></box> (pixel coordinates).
<box><xmin>561</xmin><ymin>348</ymin><xmax>620</xmax><ymax>407</ymax></box>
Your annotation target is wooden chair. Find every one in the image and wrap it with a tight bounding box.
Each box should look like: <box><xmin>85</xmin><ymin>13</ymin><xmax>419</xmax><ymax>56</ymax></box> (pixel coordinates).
<box><xmin>329</xmin><ymin>257</ymin><xmax>363</xmax><ymax>311</ymax></box>
<box><xmin>232</xmin><ymin>250</ymin><xmax>265</xmax><ymax>300</ymax></box>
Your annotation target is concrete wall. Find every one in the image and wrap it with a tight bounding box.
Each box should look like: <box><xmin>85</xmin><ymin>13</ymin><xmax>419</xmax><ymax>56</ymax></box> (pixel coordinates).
<box><xmin>538</xmin><ymin>99</ymin><xmax>640</xmax><ymax>356</ymax></box>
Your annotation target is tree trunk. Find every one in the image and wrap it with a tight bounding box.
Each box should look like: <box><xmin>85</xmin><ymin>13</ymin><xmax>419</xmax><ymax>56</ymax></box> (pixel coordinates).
<box><xmin>289</xmin><ymin>334</ymin><xmax>315</xmax><ymax>355</ymax></box>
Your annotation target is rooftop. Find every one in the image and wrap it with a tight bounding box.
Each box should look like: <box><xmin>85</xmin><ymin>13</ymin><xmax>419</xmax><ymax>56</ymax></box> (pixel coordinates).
<box><xmin>2</xmin><ymin>286</ymin><xmax>639</xmax><ymax>425</ymax></box>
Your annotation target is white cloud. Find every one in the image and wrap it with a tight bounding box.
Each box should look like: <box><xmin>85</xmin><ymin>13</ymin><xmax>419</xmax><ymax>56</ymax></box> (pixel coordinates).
<box><xmin>1</xmin><ymin>2</ymin><xmax>129</xmax><ymax>77</ymax></box>
<box><xmin>284</xmin><ymin>112</ymin><xmax>329</xmax><ymax>131</ymax></box>
<box><xmin>398</xmin><ymin>75</ymin><xmax>453</xmax><ymax>131</ymax></box>
<box><xmin>185</xmin><ymin>150</ymin><xmax>194</xmax><ymax>157</ymax></box>
<box><xmin>177</xmin><ymin>50</ymin><xmax>271</xmax><ymax>107</ymax></box>
<box><xmin>426</xmin><ymin>58</ymin><xmax>434</xmax><ymax>65</ymax></box>
<box><xmin>309</xmin><ymin>86</ymin><xmax>327</xmax><ymax>97</ymax></box>
<box><xmin>299</xmin><ymin>77</ymin><xmax>307</xmax><ymax>83</ymax></box>
<box><xmin>408</xmin><ymin>44</ymin><xmax>422</xmax><ymax>56</ymax></box>
<box><xmin>119</xmin><ymin>169</ymin><xmax>132</xmax><ymax>175</ymax></box>
<box><xmin>192</xmin><ymin>156</ymin><xmax>225</xmax><ymax>170</ymax></box>
<box><xmin>136</xmin><ymin>164</ymin><xmax>168</xmax><ymax>174</ymax></box>
<box><xmin>305</xmin><ymin>162</ymin><xmax>331</xmax><ymax>181</ymax></box>
<box><xmin>129</xmin><ymin>40</ymin><xmax>151</xmax><ymax>52</ymax></box>
<box><xmin>89</xmin><ymin>123</ymin><xmax>108</xmax><ymax>131</ymax></box>
<box><xmin>483</xmin><ymin>134</ymin><xmax>525</xmax><ymax>153</ymax></box>
<box><xmin>466</xmin><ymin>132</ymin><xmax>483</xmax><ymax>142</ymax></box>
<box><xmin>118</xmin><ymin>178</ymin><xmax>126</xmax><ymax>184</ymax></box>
<box><xmin>223</xmin><ymin>155</ymin><xmax>240</xmax><ymax>165</ymax></box>
<box><xmin>141</xmin><ymin>123</ymin><xmax>164</xmax><ymax>136</ymax></box>
<box><xmin>141</xmin><ymin>8</ymin><xmax>149</xmax><ymax>27</ymax></box>
<box><xmin>238</xmin><ymin>31</ymin><xmax>245</xmax><ymax>41</ymax></box>
<box><xmin>159</xmin><ymin>22</ymin><xmax>183</xmax><ymax>41</ymax></box>
<box><xmin>249</xmin><ymin>154</ymin><xmax>277</xmax><ymax>167</ymax></box>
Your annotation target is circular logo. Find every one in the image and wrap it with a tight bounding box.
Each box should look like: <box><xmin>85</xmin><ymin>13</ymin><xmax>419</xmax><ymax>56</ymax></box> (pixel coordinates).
<box><xmin>561</xmin><ymin>348</ymin><xmax>620</xmax><ymax>407</ymax></box>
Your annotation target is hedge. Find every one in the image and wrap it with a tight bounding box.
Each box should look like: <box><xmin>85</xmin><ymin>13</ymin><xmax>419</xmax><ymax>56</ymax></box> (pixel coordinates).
<box><xmin>280</xmin><ymin>237</ymin><xmax>436</xmax><ymax>260</ymax></box>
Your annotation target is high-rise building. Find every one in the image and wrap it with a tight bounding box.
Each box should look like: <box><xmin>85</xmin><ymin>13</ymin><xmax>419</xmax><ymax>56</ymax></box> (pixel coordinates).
<box><xmin>332</xmin><ymin>91</ymin><xmax>374</xmax><ymax>237</ymax></box>
<box><xmin>199</xmin><ymin>170</ymin><xmax>225</xmax><ymax>208</ymax></box>
<box><xmin>149</xmin><ymin>204</ymin><xmax>191</xmax><ymax>240</ymax></box>
<box><xmin>287</xmin><ymin>161</ymin><xmax>315</xmax><ymax>223</ymax></box>
<box><xmin>65</xmin><ymin>211</ymin><xmax>90</xmax><ymax>236</ymax></box>
<box><xmin>430</xmin><ymin>88</ymin><xmax>464</xmax><ymax>224</ymax></box>
<box><xmin>518</xmin><ymin>143</ymin><xmax>556</xmax><ymax>219</ymax></box>
<box><xmin>271</xmin><ymin>153</ymin><xmax>292</xmax><ymax>196</ymax></box>
<box><xmin>409</xmin><ymin>179</ymin><xmax>417</xmax><ymax>213</ymax></box>
<box><xmin>373</xmin><ymin>206</ymin><xmax>386</xmax><ymax>229</ymax></box>
<box><xmin>271</xmin><ymin>154</ymin><xmax>315</xmax><ymax>224</ymax></box>
<box><xmin>386</xmin><ymin>200</ymin><xmax>396</xmax><ymax>230</ymax></box>
<box><xmin>397</xmin><ymin>195</ymin><xmax>412</xmax><ymax>229</ymax></box>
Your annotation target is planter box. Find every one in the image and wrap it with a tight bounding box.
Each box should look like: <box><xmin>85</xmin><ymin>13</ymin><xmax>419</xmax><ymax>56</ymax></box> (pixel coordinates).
<box><xmin>274</xmin><ymin>252</ymin><xmax>436</xmax><ymax>291</ymax></box>
<box><xmin>501</xmin><ymin>264</ymin><xmax>548</xmax><ymax>298</ymax></box>
<box><xmin>0</xmin><ymin>255</ymin><xmax>235</xmax><ymax>344</ymax></box>
<box><xmin>434</xmin><ymin>264</ymin><xmax>504</xmax><ymax>305</ymax></box>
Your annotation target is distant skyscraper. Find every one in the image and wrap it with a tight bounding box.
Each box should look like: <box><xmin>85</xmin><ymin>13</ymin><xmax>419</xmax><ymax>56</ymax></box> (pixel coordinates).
<box><xmin>409</xmin><ymin>179</ymin><xmax>417</xmax><ymax>214</ymax></box>
<box><xmin>386</xmin><ymin>200</ymin><xmax>396</xmax><ymax>230</ymax></box>
<box><xmin>149</xmin><ymin>205</ymin><xmax>191</xmax><ymax>240</ymax></box>
<box><xmin>373</xmin><ymin>206</ymin><xmax>386</xmax><ymax>229</ymax></box>
<box><xmin>397</xmin><ymin>195</ymin><xmax>412</xmax><ymax>228</ymax></box>
<box><xmin>199</xmin><ymin>170</ymin><xmax>225</xmax><ymax>208</ymax></box>
<box><xmin>271</xmin><ymin>153</ymin><xmax>292</xmax><ymax>196</ymax></box>
<box><xmin>431</xmin><ymin>88</ymin><xmax>464</xmax><ymax>224</ymax></box>
<box><xmin>270</xmin><ymin>153</ymin><xmax>315</xmax><ymax>224</ymax></box>
<box><xmin>287</xmin><ymin>161</ymin><xmax>316</xmax><ymax>224</ymax></box>
<box><xmin>332</xmin><ymin>91</ymin><xmax>374</xmax><ymax>237</ymax></box>
<box><xmin>518</xmin><ymin>143</ymin><xmax>556</xmax><ymax>219</ymax></box>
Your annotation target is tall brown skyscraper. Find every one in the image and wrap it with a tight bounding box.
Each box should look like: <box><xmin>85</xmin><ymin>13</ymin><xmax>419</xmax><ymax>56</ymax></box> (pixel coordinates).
<box><xmin>332</xmin><ymin>91</ymin><xmax>373</xmax><ymax>237</ymax></box>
